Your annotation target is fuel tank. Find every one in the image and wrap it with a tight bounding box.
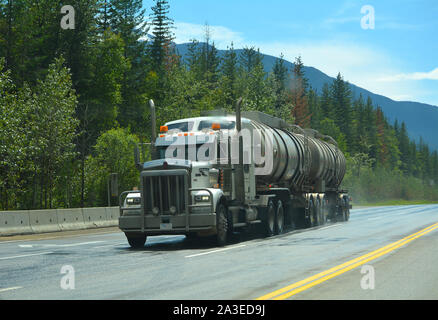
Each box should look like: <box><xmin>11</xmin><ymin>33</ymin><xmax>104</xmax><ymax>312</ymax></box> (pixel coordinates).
<box><xmin>246</xmin><ymin>117</ymin><xmax>346</xmax><ymax>191</ymax></box>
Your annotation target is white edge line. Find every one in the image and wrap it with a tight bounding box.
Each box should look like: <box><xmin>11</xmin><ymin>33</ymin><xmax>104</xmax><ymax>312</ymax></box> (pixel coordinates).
<box><xmin>0</xmin><ymin>286</ymin><xmax>23</xmax><ymax>293</ymax></box>
<box><xmin>0</xmin><ymin>229</ymin><xmax>120</xmax><ymax>245</ymax></box>
<box><xmin>318</xmin><ymin>225</ymin><xmax>341</xmax><ymax>231</ymax></box>
<box><xmin>93</xmin><ymin>242</ymin><xmax>126</xmax><ymax>249</ymax></box>
<box><xmin>0</xmin><ymin>251</ymin><xmax>54</xmax><ymax>260</ymax></box>
<box><xmin>41</xmin><ymin>241</ymin><xmax>104</xmax><ymax>248</ymax></box>
<box><xmin>185</xmin><ymin>244</ymin><xmax>246</xmax><ymax>258</ymax></box>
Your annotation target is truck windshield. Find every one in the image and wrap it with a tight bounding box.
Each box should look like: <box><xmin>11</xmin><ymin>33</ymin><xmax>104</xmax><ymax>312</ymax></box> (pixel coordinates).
<box><xmin>198</xmin><ymin>120</ymin><xmax>235</xmax><ymax>130</ymax></box>
<box><xmin>167</xmin><ymin>122</ymin><xmax>194</xmax><ymax>132</ymax></box>
<box><xmin>157</xmin><ymin>144</ymin><xmax>215</xmax><ymax>161</ymax></box>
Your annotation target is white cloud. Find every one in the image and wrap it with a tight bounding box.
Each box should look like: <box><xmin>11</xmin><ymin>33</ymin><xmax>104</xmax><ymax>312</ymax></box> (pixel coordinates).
<box><xmin>170</xmin><ymin>21</ymin><xmax>437</xmax><ymax>105</ymax></box>
<box><xmin>377</xmin><ymin>68</ymin><xmax>438</xmax><ymax>82</ymax></box>
<box><xmin>377</xmin><ymin>21</ymin><xmax>422</xmax><ymax>30</ymax></box>
<box><xmin>173</xmin><ymin>22</ymin><xmax>245</xmax><ymax>49</ymax></box>
<box><xmin>323</xmin><ymin>16</ymin><xmax>359</xmax><ymax>25</ymax></box>
<box><xmin>252</xmin><ymin>41</ymin><xmax>391</xmax><ymax>76</ymax></box>
<box><xmin>249</xmin><ymin>41</ymin><xmax>438</xmax><ymax>105</ymax></box>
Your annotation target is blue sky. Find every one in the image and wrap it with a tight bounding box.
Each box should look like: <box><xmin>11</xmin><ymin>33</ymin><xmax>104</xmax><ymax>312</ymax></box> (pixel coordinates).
<box><xmin>143</xmin><ymin>0</ymin><xmax>438</xmax><ymax>106</ymax></box>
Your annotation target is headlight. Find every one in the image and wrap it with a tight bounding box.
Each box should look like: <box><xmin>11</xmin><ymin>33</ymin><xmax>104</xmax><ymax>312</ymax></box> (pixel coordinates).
<box><xmin>195</xmin><ymin>195</ymin><xmax>210</xmax><ymax>202</ymax></box>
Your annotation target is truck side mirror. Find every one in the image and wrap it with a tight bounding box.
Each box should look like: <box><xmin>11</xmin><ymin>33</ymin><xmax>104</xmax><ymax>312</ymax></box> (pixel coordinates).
<box><xmin>209</xmin><ymin>168</ymin><xmax>219</xmax><ymax>186</ymax></box>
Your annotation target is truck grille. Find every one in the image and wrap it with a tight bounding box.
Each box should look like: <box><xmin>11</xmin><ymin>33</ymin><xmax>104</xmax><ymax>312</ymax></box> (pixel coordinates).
<box><xmin>141</xmin><ymin>170</ymin><xmax>188</xmax><ymax>215</ymax></box>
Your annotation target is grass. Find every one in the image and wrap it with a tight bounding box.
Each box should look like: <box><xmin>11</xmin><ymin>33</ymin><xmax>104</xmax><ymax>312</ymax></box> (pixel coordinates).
<box><xmin>352</xmin><ymin>199</ymin><xmax>438</xmax><ymax>207</ymax></box>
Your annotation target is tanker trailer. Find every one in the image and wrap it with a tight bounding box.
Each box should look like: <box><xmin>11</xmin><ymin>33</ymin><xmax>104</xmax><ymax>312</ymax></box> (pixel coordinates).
<box><xmin>118</xmin><ymin>99</ymin><xmax>351</xmax><ymax>247</ymax></box>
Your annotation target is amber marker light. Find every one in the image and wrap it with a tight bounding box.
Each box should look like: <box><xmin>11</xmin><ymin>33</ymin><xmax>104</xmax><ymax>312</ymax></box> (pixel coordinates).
<box><xmin>211</xmin><ymin>123</ymin><xmax>221</xmax><ymax>130</ymax></box>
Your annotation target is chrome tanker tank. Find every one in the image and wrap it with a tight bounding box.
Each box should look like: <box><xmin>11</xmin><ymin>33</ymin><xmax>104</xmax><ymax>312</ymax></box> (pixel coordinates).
<box><xmin>243</xmin><ymin>112</ymin><xmax>346</xmax><ymax>192</ymax></box>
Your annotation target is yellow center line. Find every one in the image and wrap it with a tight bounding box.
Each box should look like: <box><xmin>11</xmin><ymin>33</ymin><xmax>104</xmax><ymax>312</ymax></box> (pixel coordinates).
<box><xmin>256</xmin><ymin>222</ymin><xmax>438</xmax><ymax>300</ymax></box>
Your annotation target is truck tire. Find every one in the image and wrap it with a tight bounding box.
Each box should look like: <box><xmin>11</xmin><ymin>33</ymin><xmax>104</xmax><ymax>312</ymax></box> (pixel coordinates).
<box><xmin>287</xmin><ymin>204</ymin><xmax>296</xmax><ymax>231</ymax></box>
<box><xmin>263</xmin><ymin>200</ymin><xmax>276</xmax><ymax>237</ymax></box>
<box><xmin>126</xmin><ymin>234</ymin><xmax>147</xmax><ymax>248</ymax></box>
<box><xmin>275</xmin><ymin>200</ymin><xmax>285</xmax><ymax>235</ymax></box>
<box><xmin>319</xmin><ymin>198</ymin><xmax>326</xmax><ymax>225</ymax></box>
<box><xmin>342</xmin><ymin>198</ymin><xmax>350</xmax><ymax>221</ymax></box>
<box><xmin>216</xmin><ymin>202</ymin><xmax>228</xmax><ymax>247</ymax></box>
<box><xmin>336</xmin><ymin>198</ymin><xmax>349</xmax><ymax>222</ymax></box>
<box><xmin>314</xmin><ymin>199</ymin><xmax>321</xmax><ymax>227</ymax></box>
<box><xmin>343</xmin><ymin>197</ymin><xmax>350</xmax><ymax>221</ymax></box>
<box><xmin>305</xmin><ymin>199</ymin><xmax>317</xmax><ymax>228</ymax></box>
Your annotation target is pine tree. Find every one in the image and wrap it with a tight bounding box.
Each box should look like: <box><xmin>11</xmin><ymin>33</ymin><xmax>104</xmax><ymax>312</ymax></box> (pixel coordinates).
<box><xmin>200</xmin><ymin>23</ymin><xmax>220</xmax><ymax>84</ymax></box>
<box><xmin>350</xmin><ymin>94</ymin><xmax>365</xmax><ymax>154</ymax></box>
<box><xmin>375</xmin><ymin>107</ymin><xmax>388</xmax><ymax>166</ymax></box>
<box><xmin>330</xmin><ymin>73</ymin><xmax>352</xmax><ymax>148</ymax></box>
<box><xmin>98</xmin><ymin>0</ymin><xmax>111</xmax><ymax>33</ymax></box>
<box><xmin>431</xmin><ymin>151</ymin><xmax>438</xmax><ymax>185</ymax></box>
<box><xmin>107</xmin><ymin>0</ymin><xmax>150</xmax><ymax>134</ymax></box>
<box><xmin>320</xmin><ymin>83</ymin><xmax>332</xmax><ymax>119</ymax></box>
<box><xmin>149</xmin><ymin>0</ymin><xmax>174</xmax><ymax>75</ymax></box>
<box><xmin>186</xmin><ymin>39</ymin><xmax>202</xmax><ymax>78</ymax></box>
<box><xmin>245</xmin><ymin>56</ymin><xmax>272</xmax><ymax>113</ymax></box>
<box><xmin>220</xmin><ymin>42</ymin><xmax>238</xmax><ymax>109</ymax></box>
<box><xmin>239</xmin><ymin>46</ymin><xmax>262</xmax><ymax>73</ymax></box>
<box><xmin>308</xmin><ymin>87</ymin><xmax>321</xmax><ymax>130</ymax></box>
<box><xmin>272</xmin><ymin>54</ymin><xmax>288</xmax><ymax>92</ymax></box>
<box><xmin>290</xmin><ymin>56</ymin><xmax>311</xmax><ymax>127</ymax></box>
<box><xmin>272</xmin><ymin>54</ymin><xmax>289</xmax><ymax>116</ymax></box>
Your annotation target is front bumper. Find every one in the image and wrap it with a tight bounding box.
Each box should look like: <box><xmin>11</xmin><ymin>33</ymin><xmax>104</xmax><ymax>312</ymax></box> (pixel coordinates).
<box><xmin>118</xmin><ymin>213</ymin><xmax>216</xmax><ymax>234</ymax></box>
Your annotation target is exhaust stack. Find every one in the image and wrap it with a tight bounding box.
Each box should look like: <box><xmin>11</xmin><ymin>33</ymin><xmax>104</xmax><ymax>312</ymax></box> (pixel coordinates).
<box><xmin>149</xmin><ymin>99</ymin><xmax>157</xmax><ymax>160</ymax></box>
<box><xmin>235</xmin><ymin>97</ymin><xmax>245</xmax><ymax>203</ymax></box>
<box><xmin>150</xmin><ymin>99</ymin><xmax>157</xmax><ymax>142</ymax></box>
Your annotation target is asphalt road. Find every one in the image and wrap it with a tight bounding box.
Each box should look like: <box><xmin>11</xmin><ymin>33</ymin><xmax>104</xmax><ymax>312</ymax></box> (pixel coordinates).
<box><xmin>1</xmin><ymin>204</ymin><xmax>438</xmax><ymax>300</ymax></box>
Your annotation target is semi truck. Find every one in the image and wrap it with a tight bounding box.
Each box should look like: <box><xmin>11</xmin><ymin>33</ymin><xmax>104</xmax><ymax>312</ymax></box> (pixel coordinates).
<box><xmin>119</xmin><ymin>99</ymin><xmax>351</xmax><ymax>248</ymax></box>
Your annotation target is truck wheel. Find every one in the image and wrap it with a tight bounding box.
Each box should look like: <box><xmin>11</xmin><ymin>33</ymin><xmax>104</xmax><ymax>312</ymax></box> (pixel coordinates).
<box><xmin>342</xmin><ymin>198</ymin><xmax>350</xmax><ymax>221</ymax></box>
<box><xmin>319</xmin><ymin>199</ymin><xmax>326</xmax><ymax>225</ymax></box>
<box><xmin>336</xmin><ymin>199</ymin><xmax>348</xmax><ymax>222</ymax></box>
<box><xmin>126</xmin><ymin>234</ymin><xmax>147</xmax><ymax>248</ymax></box>
<box><xmin>314</xmin><ymin>199</ymin><xmax>321</xmax><ymax>227</ymax></box>
<box><xmin>287</xmin><ymin>205</ymin><xmax>296</xmax><ymax>231</ymax></box>
<box><xmin>263</xmin><ymin>200</ymin><xmax>276</xmax><ymax>237</ymax></box>
<box><xmin>275</xmin><ymin>200</ymin><xmax>285</xmax><ymax>235</ymax></box>
<box><xmin>306</xmin><ymin>199</ymin><xmax>318</xmax><ymax>227</ymax></box>
<box><xmin>216</xmin><ymin>203</ymin><xmax>228</xmax><ymax>247</ymax></box>
<box><xmin>343</xmin><ymin>198</ymin><xmax>350</xmax><ymax>221</ymax></box>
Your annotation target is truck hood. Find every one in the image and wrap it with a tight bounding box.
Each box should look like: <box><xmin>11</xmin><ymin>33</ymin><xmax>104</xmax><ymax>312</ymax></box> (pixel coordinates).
<box><xmin>142</xmin><ymin>158</ymin><xmax>192</xmax><ymax>171</ymax></box>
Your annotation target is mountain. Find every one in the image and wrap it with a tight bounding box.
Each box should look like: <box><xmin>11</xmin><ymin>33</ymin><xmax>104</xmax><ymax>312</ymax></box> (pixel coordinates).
<box><xmin>175</xmin><ymin>43</ymin><xmax>438</xmax><ymax>151</ymax></box>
